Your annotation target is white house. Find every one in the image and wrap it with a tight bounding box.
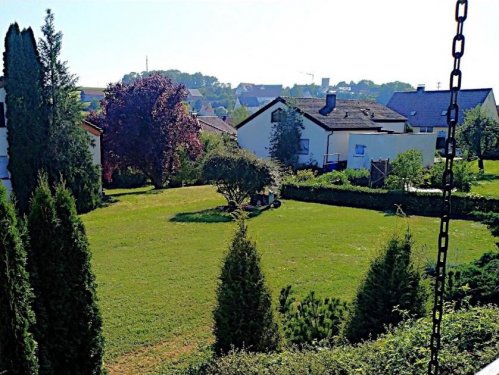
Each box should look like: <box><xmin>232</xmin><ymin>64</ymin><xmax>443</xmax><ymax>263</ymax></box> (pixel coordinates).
<box><xmin>387</xmin><ymin>86</ymin><xmax>499</xmax><ymax>149</ymax></box>
<box><xmin>237</xmin><ymin>93</ymin><xmax>419</xmax><ymax>170</ymax></box>
<box><xmin>0</xmin><ymin>81</ymin><xmax>103</xmax><ymax>193</ymax></box>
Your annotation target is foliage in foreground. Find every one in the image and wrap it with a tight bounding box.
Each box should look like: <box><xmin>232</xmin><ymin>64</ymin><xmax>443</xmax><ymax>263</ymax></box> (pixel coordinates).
<box><xmin>188</xmin><ymin>305</ymin><xmax>499</xmax><ymax>375</ymax></box>
<box><xmin>384</xmin><ymin>149</ymin><xmax>424</xmax><ymax>191</ymax></box>
<box><xmin>202</xmin><ymin>149</ymin><xmax>280</xmax><ymax>205</ymax></box>
<box><xmin>269</xmin><ymin>106</ymin><xmax>304</xmax><ymax>168</ymax></box>
<box><xmin>279</xmin><ymin>286</ymin><xmax>348</xmax><ymax>347</ymax></box>
<box><xmin>0</xmin><ymin>184</ymin><xmax>39</xmax><ymax>374</ymax></box>
<box><xmin>445</xmin><ymin>251</ymin><xmax>499</xmax><ymax>308</ymax></box>
<box><xmin>345</xmin><ymin>231</ymin><xmax>427</xmax><ymax>343</ymax></box>
<box><xmin>213</xmin><ymin>216</ymin><xmax>280</xmax><ymax>354</ymax></box>
<box><xmin>27</xmin><ymin>176</ymin><xmax>103</xmax><ymax>374</ymax></box>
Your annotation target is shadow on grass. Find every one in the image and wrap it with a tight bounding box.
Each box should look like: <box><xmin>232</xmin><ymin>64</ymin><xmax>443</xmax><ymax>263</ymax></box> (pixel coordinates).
<box><xmin>170</xmin><ymin>206</ymin><xmax>266</xmax><ymax>223</ymax></box>
<box><xmin>477</xmin><ymin>173</ymin><xmax>498</xmax><ymax>182</ymax></box>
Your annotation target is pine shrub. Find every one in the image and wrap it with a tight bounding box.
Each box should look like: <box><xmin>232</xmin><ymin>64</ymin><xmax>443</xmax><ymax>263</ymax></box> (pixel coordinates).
<box><xmin>0</xmin><ymin>184</ymin><xmax>39</xmax><ymax>374</ymax></box>
<box><xmin>213</xmin><ymin>216</ymin><xmax>280</xmax><ymax>354</ymax></box>
<box><xmin>345</xmin><ymin>231</ymin><xmax>427</xmax><ymax>343</ymax></box>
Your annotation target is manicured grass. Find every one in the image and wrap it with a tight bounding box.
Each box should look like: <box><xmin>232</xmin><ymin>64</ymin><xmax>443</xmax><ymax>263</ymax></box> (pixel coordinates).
<box><xmin>472</xmin><ymin>160</ymin><xmax>499</xmax><ymax>196</ymax></box>
<box><xmin>82</xmin><ymin>186</ymin><xmax>496</xmax><ymax>373</ymax></box>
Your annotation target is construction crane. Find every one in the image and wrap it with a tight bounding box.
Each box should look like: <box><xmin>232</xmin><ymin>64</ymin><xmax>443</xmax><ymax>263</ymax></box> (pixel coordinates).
<box><xmin>300</xmin><ymin>72</ymin><xmax>315</xmax><ymax>83</ymax></box>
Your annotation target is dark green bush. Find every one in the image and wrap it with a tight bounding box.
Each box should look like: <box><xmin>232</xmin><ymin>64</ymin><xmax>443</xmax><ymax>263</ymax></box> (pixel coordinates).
<box><xmin>188</xmin><ymin>305</ymin><xmax>499</xmax><ymax>375</ymax></box>
<box><xmin>428</xmin><ymin>160</ymin><xmax>477</xmax><ymax>192</ymax></box>
<box><xmin>315</xmin><ymin>171</ymin><xmax>350</xmax><ymax>186</ymax></box>
<box><xmin>343</xmin><ymin>168</ymin><xmax>369</xmax><ymax>186</ymax></box>
<box><xmin>445</xmin><ymin>251</ymin><xmax>499</xmax><ymax>307</ymax></box>
<box><xmin>105</xmin><ymin>167</ymin><xmax>147</xmax><ymax>188</ymax></box>
<box><xmin>345</xmin><ymin>231</ymin><xmax>427</xmax><ymax>343</ymax></box>
<box><xmin>278</xmin><ymin>286</ymin><xmax>348</xmax><ymax>347</ymax></box>
<box><xmin>472</xmin><ymin>211</ymin><xmax>499</xmax><ymax>236</ymax></box>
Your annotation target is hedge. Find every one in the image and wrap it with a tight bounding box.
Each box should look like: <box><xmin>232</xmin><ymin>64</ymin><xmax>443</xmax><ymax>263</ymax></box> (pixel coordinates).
<box><xmin>187</xmin><ymin>306</ymin><xmax>499</xmax><ymax>375</ymax></box>
<box><xmin>281</xmin><ymin>183</ymin><xmax>499</xmax><ymax>218</ymax></box>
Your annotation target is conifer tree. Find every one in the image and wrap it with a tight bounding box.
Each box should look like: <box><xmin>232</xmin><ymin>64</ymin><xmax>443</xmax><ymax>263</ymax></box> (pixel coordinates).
<box><xmin>0</xmin><ymin>184</ymin><xmax>39</xmax><ymax>375</ymax></box>
<box><xmin>345</xmin><ymin>231</ymin><xmax>427</xmax><ymax>343</ymax></box>
<box><xmin>213</xmin><ymin>215</ymin><xmax>280</xmax><ymax>354</ymax></box>
<box><xmin>27</xmin><ymin>175</ymin><xmax>104</xmax><ymax>374</ymax></box>
<box><xmin>39</xmin><ymin>9</ymin><xmax>101</xmax><ymax>213</ymax></box>
<box><xmin>27</xmin><ymin>175</ymin><xmax>61</xmax><ymax>374</ymax></box>
<box><xmin>3</xmin><ymin>24</ymin><xmax>47</xmax><ymax>213</ymax></box>
<box><xmin>52</xmin><ymin>183</ymin><xmax>103</xmax><ymax>374</ymax></box>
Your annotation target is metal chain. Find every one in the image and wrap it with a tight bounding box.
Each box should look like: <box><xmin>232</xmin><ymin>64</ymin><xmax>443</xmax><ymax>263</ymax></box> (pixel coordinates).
<box><xmin>428</xmin><ymin>1</ymin><xmax>468</xmax><ymax>374</ymax></box>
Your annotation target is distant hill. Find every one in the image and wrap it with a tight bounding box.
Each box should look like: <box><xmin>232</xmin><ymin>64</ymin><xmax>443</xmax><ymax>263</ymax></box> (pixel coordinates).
<box><xmin>117</xmin><ymin>70</ymin><xmax>415</xmax><ymax>111</ymax></box>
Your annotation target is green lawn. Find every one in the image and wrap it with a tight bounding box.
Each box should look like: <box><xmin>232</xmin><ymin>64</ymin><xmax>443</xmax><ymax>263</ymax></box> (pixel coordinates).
<box><xmin>471</xmin><ymin>159</ymin><xmax>499</xmax><ymax>196</ymax></box>
<box><xmin>82</xmin><ymin>186</ymin><xmax>496</xmax><ymax>374</ymax></box>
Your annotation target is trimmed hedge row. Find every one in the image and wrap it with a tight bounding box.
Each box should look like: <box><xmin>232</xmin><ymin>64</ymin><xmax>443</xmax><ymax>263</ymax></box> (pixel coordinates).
<box><xmin>281</xmin><ymin>183</ymin><xmax>499</xmax><ymax>218</ymax></box>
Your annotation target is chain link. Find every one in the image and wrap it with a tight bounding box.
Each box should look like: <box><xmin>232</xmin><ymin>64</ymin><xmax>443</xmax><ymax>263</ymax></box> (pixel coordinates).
<box><xmin>428</xmin><ymin>1</ymin><xmax>468</xmax><ymax>374</ymax></box>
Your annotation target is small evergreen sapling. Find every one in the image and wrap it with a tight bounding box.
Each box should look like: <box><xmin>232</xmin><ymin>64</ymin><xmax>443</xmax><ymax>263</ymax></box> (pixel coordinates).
<box><xmin>0</xmin><ymin>184</ymin><xmax>39</xmax><ymax>375</ymax></box>
<box><xmin>213</xmin><ymin>215</ymin><xmax>280</xmax><ymax>354</ymax></box>
<box><xmin>345</xmin><ymin>231</ymin><xmax>427</xmax><ymax>343</ymax></box>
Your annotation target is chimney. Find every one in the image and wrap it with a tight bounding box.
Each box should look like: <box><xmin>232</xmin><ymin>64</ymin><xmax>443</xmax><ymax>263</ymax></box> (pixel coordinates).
<box><xmin>417</xmin><ymin>84</ymin><xmax>425</xmax><ymax>93</ymax></box>
<box><xmin>321</xmin><ymin>77</ymin><xmax>330</xmax><ymax>90</ymax></box>
<box><xmin>319</xmin><ymin>91</ymin><xmax>336</xmax><ymax>116</ymax></box>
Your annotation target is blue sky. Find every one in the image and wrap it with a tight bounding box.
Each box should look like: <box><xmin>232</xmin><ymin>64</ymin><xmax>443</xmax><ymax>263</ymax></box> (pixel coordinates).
<box><xmin>1</xmin><ymin>0</ymin><xmax>498</xmax><ymax>93</ymax></box>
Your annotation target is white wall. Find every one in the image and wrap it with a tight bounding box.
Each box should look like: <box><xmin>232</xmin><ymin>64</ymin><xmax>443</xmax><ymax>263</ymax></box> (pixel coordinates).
<box><xmin>347</xmin><ymin>133</ymin><xmax>437</xmax><ymax>169</ymax></box>
<box><xmin>482</xmin><ymin>90</ymin><xmax>499</xmax><ymax>123</ymax></box>
<box><xmin>237</xmin><ymin>101</ymin><xmax>329</xmax><ymax>166</ymax></box>
<box><xmin>88</xmin><ymin>133</ymin><xmax>101</xmax><ymax>167</ymax></box>
<box><xmin>328</xmin><ymin>130</ymin><xmax>380</xmax><ymax>162</ymax></box>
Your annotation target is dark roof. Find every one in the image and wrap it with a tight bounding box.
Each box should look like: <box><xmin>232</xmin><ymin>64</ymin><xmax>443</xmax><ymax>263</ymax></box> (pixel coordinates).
<box><xmin>387</xmin><ymin>88</ymin><xmax>492</xmax><ymax>127</ymax></box>
<box><xmin>238</xmin><ymin>96</ymin><xmax>261</xmax><ymax>107</ymax></box>
<box><xmin>240</xmin><ymin>84</ymin><xmax>282</xmax><ymax>98</ymax></box>
<box><xmin>81</xmin><ymin>120</ymin><xmax>103</xmax><ymax>136</ymax></box>
<box><xmin>236</xmin><ymin>97</ymin><xmax>406</xmax><ymax>131</ymax></box>
<box><xmin>198</xmin><ymin>116</ymin><xmax>236</xmax><ymax>136</ymax></box>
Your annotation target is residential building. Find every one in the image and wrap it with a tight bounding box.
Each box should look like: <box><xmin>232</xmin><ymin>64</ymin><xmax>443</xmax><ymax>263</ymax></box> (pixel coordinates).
<box><xmin>235</xmin><ymin>83</ymin><xmax>283</xmax><ymax>113</ymax></box>
<box><xmin>387</xmin><ymin>86</ymin><xmax>499</xmax><ymax>148</ymax></box>
<box><xmin>197</xmin><ymin>115</ymin><xmax>236</xmax><ymax>138</ymax></box>
<box><xmin>80</xmin><ymin>88</ymin><xmax>105</xmax><ymax>102</ymax></box>
<box><xmin>236</xmin><ymin>93</ymin><xmax>437</xmax><ymax>170</ymax></box>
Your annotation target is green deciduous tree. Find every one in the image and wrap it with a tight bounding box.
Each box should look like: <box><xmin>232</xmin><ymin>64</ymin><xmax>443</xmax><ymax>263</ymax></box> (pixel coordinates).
<box><xmin>457</xmin><ymin>105</ymin><xmax>499</xmax><ymax>172</ymax></box>
<box><xmin>27</xmin><ymin>175</ymin><xmax>104</xmax><ymax>374</ymax></box>
<box><xmin>213</xmin><ymin>216</ymin><xmax>280</xmax><ymax>354</ymax></box>
<box><xmin>40</xmin><ymin>9</ymin><xmax>101</xmax><ymax>212</ymax></box>
<box><xmin>269</xmin><ymin>107</ymin><xmax>304</xmax><ymax>169</ymax></box>
<box><xmin>345</xmin><ymin>231</ymin><xmax>427</xmax><ymax>343</ymax></box>
<box><xmin>3</xmin><ymin>23</ymin><xmax>47</xmax><ymax>213</ymax></box>
<box><xmin>385</xmin><ymin>149</ymin><xmax>424</xmax><ymax>192</ymax></box>
<box><xmin>231</xmin><ymin>106</ymin><xmax>250</xmax><ymax>127</ymax></box>
<box><xmin>0</xmin><ymin>184</ymin><xmax>39</xmax><ymax>375</ymax></box>
<box><xmin>202</xmin><ymin>149</ymin><xmax>280</xmax><ymax>205</ymax></box>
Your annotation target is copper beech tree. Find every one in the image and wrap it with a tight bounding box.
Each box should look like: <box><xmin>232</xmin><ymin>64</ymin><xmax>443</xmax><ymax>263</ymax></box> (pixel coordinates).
<box><xmin>91</xmin><ymin>74</ymin><xmax>202</xmax><ymax>188</ymax></box>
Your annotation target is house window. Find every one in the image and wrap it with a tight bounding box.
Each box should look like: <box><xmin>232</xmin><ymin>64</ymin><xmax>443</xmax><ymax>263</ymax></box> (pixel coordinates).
<box><xmin>410</xmin><ymin>110</ymin><xmax>417</xmax><ymax>116</ymax></box>
<box><xmin>354</xmin><ymin>144</ymin><xmax>366</xmax><ymax>156</ymax></box>
<box><xmin>441</xmin><ymin>110</ymin><xmax>448</xmax><ymax>116</ymax></box>
<box><xmin>420</xmin><ymin>127</ymin><xmax>434</xmax><ymax>133</ymax></box>
<box><xmin>0</xmin><ymin>103</ymin><xmax>5</xmax><ymax>128</ymax></box>
<box><xmin>298</xmin><ymin>139</ymin><xmax>309</xmax><ymax>155</ymax></box>
<box><xmin>0</xmin><ymin>156</ymin><xmax>8</xmax><ymax>179</ymax></box>
<box><xmin>271</xmin><ymin>108</ymin><xmax>284</xmax><ymax>123</ymax></box>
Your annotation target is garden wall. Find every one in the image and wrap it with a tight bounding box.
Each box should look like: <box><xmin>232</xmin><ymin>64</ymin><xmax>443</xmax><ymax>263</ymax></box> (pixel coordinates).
<box><xmin>281</xmin><ymin>183</ymin><xmax>499</xmax><ymax>218</ymax></box>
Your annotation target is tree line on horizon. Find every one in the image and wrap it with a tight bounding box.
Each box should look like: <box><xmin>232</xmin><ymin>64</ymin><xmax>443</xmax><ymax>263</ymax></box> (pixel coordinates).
<box><xmin>120</xmin><ymin>70</ymin><xmax>414</xmax><ymax>109</ymax></box>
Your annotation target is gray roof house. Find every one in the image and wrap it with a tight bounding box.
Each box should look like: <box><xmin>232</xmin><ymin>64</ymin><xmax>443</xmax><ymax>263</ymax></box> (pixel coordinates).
<box><xmin>387</xmin><ymin>86</ymin><xmax>498</xmax><ymax>147</ymax></box>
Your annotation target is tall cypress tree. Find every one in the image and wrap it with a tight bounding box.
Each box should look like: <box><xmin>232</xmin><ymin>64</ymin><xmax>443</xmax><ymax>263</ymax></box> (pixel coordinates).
<box><xmin>345</xmin><ymin>231</ymin><xmax>427</xmax><ymax>343</ymax></box>
<box><xmin>27</xmin><ymin>175</ymin><xmax>61</xmax><ymax>374</ymax></box>
<box><xmin>39</xmin><ymin>9</ymin><xmax>101</xmax><ymax>213</ymax></box>
<box><xmin>0</xmin><ymin>184</ymin><xmax>39</xmax><ymax>375</ymax></box>
<box><xmin>3</xmin><ymin>24</ymin><xmax>47</xmax><ymax>213</ymax></box>
<box><xmin>52</xmin><ymin>183</ymin><xmax>103</xmax><ymax>374</ymax></box>
<box><xmin>27</xmin><ymin>176</ymin><xmax>103</xmax><ymax>374</ymax></box>
<box><xmin>213</xmin><ymin>215</ymin><xmax>280</xmax><ymax>354</ymax></box>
